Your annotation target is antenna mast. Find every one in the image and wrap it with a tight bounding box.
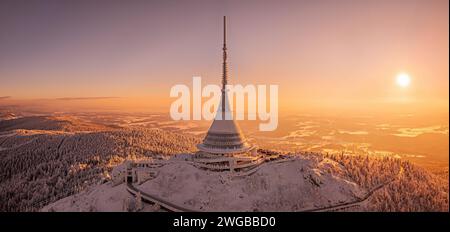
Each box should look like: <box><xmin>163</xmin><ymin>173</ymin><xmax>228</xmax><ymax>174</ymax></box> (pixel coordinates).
<box><xmin>222</xmin><ymin>16</ymin><xmax>228</xmax><ymax>90</ymax></box>
<box><xmin>221</xmin><ymin>16</ymin><xmax>228</xmax><ymax>116</ymax></box>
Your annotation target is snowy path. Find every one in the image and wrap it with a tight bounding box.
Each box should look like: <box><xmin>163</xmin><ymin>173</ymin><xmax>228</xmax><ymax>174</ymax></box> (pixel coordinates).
<box><xmin>126</xmin><ymin>182</ymin><xmax>199</xmax><ymax>212</ymax></box>
<box><xmin>300</xmin><ymin>167</ymin><xmax>404</xmax><ymax>212</ymax></box>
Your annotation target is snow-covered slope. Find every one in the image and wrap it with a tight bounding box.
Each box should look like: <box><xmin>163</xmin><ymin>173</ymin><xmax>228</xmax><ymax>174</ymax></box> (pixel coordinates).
<box><xmin>43</xmin><ymin>156</ymin><xmax>366</xmax><ymax>212</ymax></box>
<box><xmin>0</xmin><ymin>120</ymin><xmax>201</xmax><ymax>212</ymax></box>
<box><xmin>42</xmin><ymin>183</ymin><xmax>128</xmax><ymax>212</ymax></box>
<box><xmin>41</xmin><ymin>152</ymin><xmax>449</xmax><ymax>212</ymax></box>
<box><xmin>140</xmin><ymin>157</ymin><xmax>365</xmax><ymax>211</ymax></box>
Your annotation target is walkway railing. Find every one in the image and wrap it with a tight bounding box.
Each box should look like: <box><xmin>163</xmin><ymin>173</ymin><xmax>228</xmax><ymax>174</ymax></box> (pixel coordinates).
<box><xmin>126</xmin><ymin>182</ymin><xmax>199</xmax><ymax>212</ymax></box>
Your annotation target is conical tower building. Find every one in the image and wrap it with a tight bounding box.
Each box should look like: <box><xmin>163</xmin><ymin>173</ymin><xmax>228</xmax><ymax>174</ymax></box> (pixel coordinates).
<box><xmin>197</xmin><ymin>16</ymin><xmax>253</xmax><ymax>156</ymax></box>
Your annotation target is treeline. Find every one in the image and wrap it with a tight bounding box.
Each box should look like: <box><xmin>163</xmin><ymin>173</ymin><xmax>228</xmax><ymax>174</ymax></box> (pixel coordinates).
<box><xmin>367</xmin><ymin>161</ymin><xmax>449</xmax><ymax>211</ymax></box>
<box><xmin>0</xmin><ymin>128</ymin><xmax>201</xmax><ymax>212</ymax></box>
<box><xmin>325</xmin><ymin>153</ymin><xmax>401</xmax><ymax>189</ymax></box>
<box><xmin>324</xmin><ymin>153</ymin><xmax>448</xmax><ymax>211</ymax></box>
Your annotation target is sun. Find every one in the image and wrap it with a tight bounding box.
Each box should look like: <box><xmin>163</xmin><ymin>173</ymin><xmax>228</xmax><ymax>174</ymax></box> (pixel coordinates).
<box><xmin>396</xmin><ymin>73</ymin><xmax>411</xmax><ymax>88</ymax></box>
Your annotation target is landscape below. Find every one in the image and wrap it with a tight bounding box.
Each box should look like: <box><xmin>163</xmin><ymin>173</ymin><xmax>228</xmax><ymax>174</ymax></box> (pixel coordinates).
<box><xmin>0</xmin><ymin>111</ymin><xmax>448</xmax><ymax>212</ymax></box>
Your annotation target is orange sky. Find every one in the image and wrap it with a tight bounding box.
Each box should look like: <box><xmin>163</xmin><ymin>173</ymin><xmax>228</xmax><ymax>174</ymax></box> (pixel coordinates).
<box><xmin>0</xmin><ymin>0</ymin><xmax>448</xmax><ymax>116</ymax></box>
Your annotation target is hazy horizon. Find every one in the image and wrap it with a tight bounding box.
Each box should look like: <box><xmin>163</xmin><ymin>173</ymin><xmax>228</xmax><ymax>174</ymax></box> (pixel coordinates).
<box><xmin>0</xmin><ymin>0</ymin><xmax>448</xmax><ymax>117</ymax></box>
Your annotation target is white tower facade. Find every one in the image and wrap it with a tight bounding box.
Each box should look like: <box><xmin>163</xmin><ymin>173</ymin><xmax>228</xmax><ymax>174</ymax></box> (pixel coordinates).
<box><xmin>196</xmin><ymin>16</ymin><xmax>253</xmax><ymax>156</ymax></box>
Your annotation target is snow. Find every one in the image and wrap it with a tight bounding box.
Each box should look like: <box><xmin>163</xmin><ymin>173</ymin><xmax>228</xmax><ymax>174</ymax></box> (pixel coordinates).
<box><xmin>1</xmin><ymin>113</ymin><xmax>447</xmax><ymax>212</ymax></box>
<box><xmin>43</xmin><ymin>155</ymin><xmax>366</xmax><ymax>212</ymax></box>
<box><xmin>42</xmin><ymin>183</ymin><xmax>129</xmax><ymax>212</ymax></box>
